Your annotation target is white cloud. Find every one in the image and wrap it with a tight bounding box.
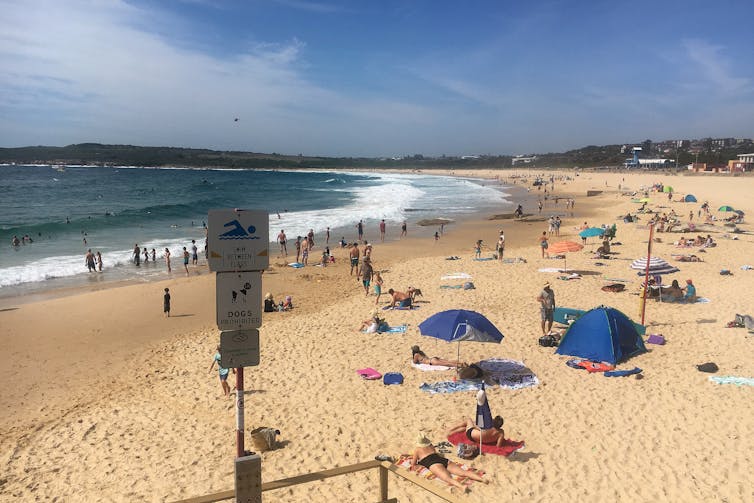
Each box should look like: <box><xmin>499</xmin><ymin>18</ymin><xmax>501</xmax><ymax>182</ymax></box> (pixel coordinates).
<box><xmin>0</xmin><ymin>0</ymin><xmax>435</xmax><ymax>155</ymax></box>
<box><xmin>682</xmin><ymin>39</ymin><xmax>750</xmax><ymax>95</ymax></box>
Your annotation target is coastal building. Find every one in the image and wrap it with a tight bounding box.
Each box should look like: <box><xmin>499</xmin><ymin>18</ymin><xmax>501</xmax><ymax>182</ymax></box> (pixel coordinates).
<box><xmin>729</xmin><ymin>153</ymin><xmax>754</xmax><ymax>172</ymax></box>
<box><xmin>512</xmin><ymin>155</ymin><xmax>537</xmax><ymax>165</ymax></box>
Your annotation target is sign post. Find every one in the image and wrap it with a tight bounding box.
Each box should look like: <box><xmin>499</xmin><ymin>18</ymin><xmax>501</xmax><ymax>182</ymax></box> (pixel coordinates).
<box><xmin>208</xmin><ymin>209</ymin><xmax>269</xmax><ymax>501</ymax></box>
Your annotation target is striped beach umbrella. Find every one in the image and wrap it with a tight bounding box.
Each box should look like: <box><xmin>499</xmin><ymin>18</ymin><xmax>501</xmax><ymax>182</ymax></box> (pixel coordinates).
<box><xmin>548</xmin><ymin>241</ymin><xmax>584</xmax><ymax>271</ymax></box>
<box><xmin>630</xmin><ymin>257</ymin><xmax>680</xmax><ymax>276</ymax></box>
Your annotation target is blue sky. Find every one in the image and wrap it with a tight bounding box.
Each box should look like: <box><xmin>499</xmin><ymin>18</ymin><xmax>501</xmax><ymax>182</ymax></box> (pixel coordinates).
<box><xmin>1</xmin><ymin>0</ymin><xmax>753</xmax><ymax>156</ymax></box>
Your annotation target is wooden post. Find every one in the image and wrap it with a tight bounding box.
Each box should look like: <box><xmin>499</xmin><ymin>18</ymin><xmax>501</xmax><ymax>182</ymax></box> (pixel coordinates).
<box><xmin>640</xmin><ymin>223</ymin><xmax>655</xmax><ymax>326</ymax></box>
<box><xmin>379</xmin><ymin>465</ymin><xmax>389</xmax><ymax>502</ymax></box>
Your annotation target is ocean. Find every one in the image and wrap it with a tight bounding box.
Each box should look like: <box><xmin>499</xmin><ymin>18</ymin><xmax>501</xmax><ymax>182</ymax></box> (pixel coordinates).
<box><xmin>0</xmin><ymin>165</ymin><xmax>513</xmax><ymax>298</ymax></box>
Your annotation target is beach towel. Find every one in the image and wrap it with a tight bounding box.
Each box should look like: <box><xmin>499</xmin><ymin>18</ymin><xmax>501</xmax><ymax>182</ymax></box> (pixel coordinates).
<box><xmin>412</xmin><ymin>362</ymin><xmax>453</xmax><ymax>372</ymax></box>
<box><xmin>419</xmin><ymin>380</ymin><xmax>481</xmax><ymax>394</ymax></box>
<box><xmin>604</xmin><ymin>367</ymin><xmax>642</xmax><ymax>377</ymax></box>
<box><xmin>502</xmin><ymin>257</ymin><xmax>527</xmax><ymax>264</ymax></box>
<box><xmin>559</xmin><ymin>274</ymin><xmax>582</xmax><ymax>281</ymax></box>
<box><xmin>395</xmin><ymin>454</ymin><xmax>484</xmax><ymax>488</ymax></box>
<box><xmin>709</xmin><ymin>376</ymin><xmax>754</xmax><ymax>386</ymax></box>
<box><xmin>576</xmin><ymin>361</ymin><xmax>615</xmax><ymax>373</ymax></box>
<box><xmin>439</xmin><ymin>284</ymin><xmax>463</xmax><ymax>289</ymax></box>
<box><xmin>696</xmin><ymin>297</ymin><xmax>711</xmax><ymax>303</ymax></box>
<box><xmin>288</xmin><ymin>262</ymin><xmax>305</xmax><ymax>268</ymax></box>
<box><xmin>476</xmin><ymin>358</ymin><xmax>539</xmax><ymax>390</ymax></box>
<box><xmin>382</xmin><ymin>305</ymin><xmax>420</xmax><ymax>311</ymax></box>
<box><xmin>441</xmin><ymin>273</ymin><xmax>472</xmax><ymax>280</ymax></box>
<box><xmin>356</xmin><ymin>368</ymin><xmax>382</xmax><ymax>380</ymax></box>
<box><xmin>538</xmin><ymin>268</ymin><xmax>562</xmax><ymax>273</ymax></box>
<box><xmin>445</xmin><ymin>256</ymin><xmax>461</xmax><ymax>260</ymax></box>
<box><xmin>473</xmin><ymin>257</ymin><xmax>495</xmax><ymax>261</ymax></box>
<box><xmin>383</xmin><ymin>324</ymin><xmax>408</xmax><ymax>333</ymax></box>
<box><xmin>604</xmin><ymin>278</ymin><xmax>630</xmax><ymax>283</ymax></box>
<box><xmin>447</xmin><ymin>432</ymin><xmax>525</xmax><ymax>457</ymax></box>
<box><xmin>741</xmin><ymin>265</ymin><xmax>753</xmax><ymax>270</ymax></box>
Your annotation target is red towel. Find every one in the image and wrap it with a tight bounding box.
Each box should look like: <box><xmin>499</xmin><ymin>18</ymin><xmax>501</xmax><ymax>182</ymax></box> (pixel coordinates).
<box><xmin>447</xmin><ymin>431</ymin><xmax>525</xmax><ymax>457</ymax></box>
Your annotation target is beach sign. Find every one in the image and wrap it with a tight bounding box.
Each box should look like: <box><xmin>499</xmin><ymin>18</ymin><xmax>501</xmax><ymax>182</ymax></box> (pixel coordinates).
<box><xmin>207</xmin><ymin>209</ymin><xmax>269</xmax><ymax>272</ymax></box>
<box><xmin>220</xmin><ymin>329</ymin><xmax>260</xmax><ymax>368</ymax></box>
<box><xmin>216</xmin><ymin>271</ymin><xmax>263</xmax><ymax>330</ymax></box>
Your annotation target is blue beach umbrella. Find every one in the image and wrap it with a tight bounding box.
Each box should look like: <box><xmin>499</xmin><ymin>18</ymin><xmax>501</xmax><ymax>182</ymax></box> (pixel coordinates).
<box><xmin>718</xmin><ymin>205</ymin><xmax>735</xmax><ymax>212</ymax></box>
<box><xmin>418</xmin><ymin>309</ymin><xmax>503</xmax><ymax>364</ymax></box>
<box><xmin>579</xmin><ymin>227</ymin><xmax>605</xmax><ymax>239</ymax></box>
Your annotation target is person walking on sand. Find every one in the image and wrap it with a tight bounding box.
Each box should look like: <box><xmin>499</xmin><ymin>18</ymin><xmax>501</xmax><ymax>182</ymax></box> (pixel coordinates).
<box><xmin>191</xmin><ymin>240</ymin><xmax>198</xmax><ymax>265</ymax></box>
<box><xmin>539</xmin><ymin>232</ymin><xmax>549</xmax><ymax>258</ymax></box>
<box><xmin>537</xmin><ymin>282</ymin><xmax>555</xmax><ymax>335</ymax></box>
<box><xmin>96</xmin><ymin>251</ymin><xmax>103</xmax><ymax>272</ymax></box>
<box><xmin>349</xmin><ymin>242</ymin><xmax>360</xmax><ymax>275</ymax></box>
<box><xmin>163</xmin><ymin>288</ymin><xmax>171</xmax><ymax>317</ymax></box>
<box><xmin>497</xmin><ymin>233</ymin><xmax>505</xmax><ymax>261</ymax></box>
<box><xmin>277</xmin><ymin>229</ymin><xmax>288</xmax><ymax>257</ymax></box>
<box><xmin>373</xmin><ymin>271</ymin><xmax>384</xmax><ymax>305</ymax></box>
<box><xmin>164</xmin><ymin>247</ymin><xmax>172</xmax><ymax>272</ymax></box>
<box><xmin>182</xmin><ymin>246</ymin><xmax>190</xmax><ymax>275</ymax></box>
<box><xmin>360</xmin><ymin>256</ymin><xmax>374</xmax><ymax>296</ymax></box>
<box><xmin>326</xmin><ymin>226</ymin><xmax>330</xmax><ymax>244</ymax></box>
<box><xmin>208</xmin><ymin>345</ymin><xmax>234</xmax><ymax>397</ymax></box>
<box><xmin>401</xmin><ymin>221</ymin><xmax>407</xmax><ymax>237</ymax></box>
<box><xmin>357</xmin><ymin>220</ymin><xmax>364</xmax><ymax>243</ymax></box>
<box><xmin>301</xmin><ymin>236</ymin><xmax>310</xmax><ymax>266</ymax></box>
<box><xmin>379</xmin><ymin>219</ymin><xmax>386</xmax><ymax>242</ymax></box>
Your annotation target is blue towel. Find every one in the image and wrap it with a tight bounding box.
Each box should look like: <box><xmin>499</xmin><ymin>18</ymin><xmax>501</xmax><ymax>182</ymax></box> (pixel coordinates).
<box><xmin>709</xmin><ymin>376</ymin><xmax>754</xmax><ymax>386</ymax></box>
<box><xmin>382</xmin><ymin>305</ymin><xmax>420</xmax><ymax>311</ymax></box>
<box><xmin>473</xmin><ymin>257</ymin><xmax>495</xmax><ymax>261</ymax></box>
<box><xmin>383</xmin><ymin>324</ymin><xmax>408</xmax><ymax>333</ymax></box>
<box><xmin>604</xmin><ymin>367</ymin><xmax>642</xmax><ymax>377</ymax></box>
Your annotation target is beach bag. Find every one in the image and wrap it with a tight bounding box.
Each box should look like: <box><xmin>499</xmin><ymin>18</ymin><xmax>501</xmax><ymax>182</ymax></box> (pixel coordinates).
<box><xmin>383</xmin><ymin>372</ymin><xmax>404</xmax><ymax>385</ymax></box>
<box><xmin>696</xmin><ymin>362</ymin><xmax>719</xmax><ymax>373</ymax></box>
<box><xmin>463</xmin><ymin>282</ymin><xmax>475</xmax><ymax>290</ymax></box>
<box><xmin>646</xmin><ymin>334</ymin><xmax>666</xmax><ymax>345</ymax></box>
<box><xmin>539</xmin><ymin>334</ymin><xmax>557</xmax><ymax>347</ymax></box>
<box><xmin>456</xmin><ymin>443</ymin><xmax>479</xmax><ymax>460</ymax></box>
<box><xmin>249</xmin><ymin>427</ymin><xmax>281</xmax><ymax>452</ymax></box>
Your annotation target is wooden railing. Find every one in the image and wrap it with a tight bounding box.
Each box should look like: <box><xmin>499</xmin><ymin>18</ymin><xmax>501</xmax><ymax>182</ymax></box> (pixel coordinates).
<box><xmin>173</xmin><ymin>460</ymin><xmax>465</xmax><ymax>503</ymax></box>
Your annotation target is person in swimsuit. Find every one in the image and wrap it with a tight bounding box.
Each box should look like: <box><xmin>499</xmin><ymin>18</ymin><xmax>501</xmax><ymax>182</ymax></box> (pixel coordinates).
<box><xmin>410</xmin><ymin>434</ymin><xmax>487</xmax><ymax>492</ymax></box>
<box><xmin>446</xmin><ymin>416</ymin><xmax>506</xmax><ymax>447</ymax></box>
<box><xmin>411</xmin><ymin>346</ymin><xmax>464</xmax><ymax>368</ymax></box>
<box><xmin>388</xmin><ymin>289</ymin><xmax>412</xmax><ymax>309</ymax></box>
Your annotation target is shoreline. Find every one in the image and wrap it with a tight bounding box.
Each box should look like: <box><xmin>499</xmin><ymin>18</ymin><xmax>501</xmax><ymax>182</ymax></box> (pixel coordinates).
<box><xmin>2</xmin><ymin>169</ymin><xmax>752</xmax><ymax>502</ymax></box>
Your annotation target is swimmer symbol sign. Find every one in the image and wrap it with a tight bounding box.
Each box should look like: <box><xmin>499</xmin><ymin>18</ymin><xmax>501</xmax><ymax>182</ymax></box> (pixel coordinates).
<box><xmin>208</xmin><ymin>209</ymin><xmax>269</xmax><ymax>272</ymax></box>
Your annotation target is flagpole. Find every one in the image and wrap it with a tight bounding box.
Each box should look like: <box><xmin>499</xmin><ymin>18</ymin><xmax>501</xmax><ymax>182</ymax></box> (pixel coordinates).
<box><xmin>640</xmin><ymin>223</ymin><xmax>655</xmax><ymax>326</ymax></box>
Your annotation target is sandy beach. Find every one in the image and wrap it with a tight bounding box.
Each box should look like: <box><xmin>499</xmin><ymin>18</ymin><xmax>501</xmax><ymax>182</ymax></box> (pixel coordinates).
<box><xmin>1</xmin><ymin>170</ymin><xmax>753</xmax><ymax>502</ymax></box>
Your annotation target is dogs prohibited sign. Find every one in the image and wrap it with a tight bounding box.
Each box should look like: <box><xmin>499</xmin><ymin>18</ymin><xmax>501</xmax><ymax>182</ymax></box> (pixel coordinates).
<box><xmin>216</xmin><ymin>271</ymin><xmax>263</xmax><ymax>330</ymax></box>
<box><xmin>207</xmin><ymin>209</ymin><xmax>269</xmax><ymax>272</ymax></box>
<box><xmin>220</xmin><ymin>329</ymin><xmax>260</xmax><ymax>368</ymax></box>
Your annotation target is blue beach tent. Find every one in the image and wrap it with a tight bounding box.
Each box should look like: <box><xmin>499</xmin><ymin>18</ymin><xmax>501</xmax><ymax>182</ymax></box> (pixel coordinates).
<box><xmin>684</xmin><ymin>194</ymin><xmax>697</xmax><ymax>203</ymax></box>
<box><xmin>555</xmin><ymin>306</ymin><xmax>646</xmax><ymax>364</ymax></box>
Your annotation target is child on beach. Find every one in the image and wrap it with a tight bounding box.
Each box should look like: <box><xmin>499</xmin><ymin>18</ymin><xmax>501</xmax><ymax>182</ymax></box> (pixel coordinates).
<box><xmin>208</xmin><ymin>345</ymin><xmax>233</xmax><ymax>397</ymax></box>
<box><xmin>474</xmin><ymin>240</ymin><xmax>482</xmax><ymax>258</ymax></box>
<box><xmin>163</xmin><ymin>288</ymin><xmax>170</xmax><ymax>317</ymax></box>
<box><xmin>539</xmin><ymin>232</ymin><xmax>549</xmax><ymax>258</ymax></box>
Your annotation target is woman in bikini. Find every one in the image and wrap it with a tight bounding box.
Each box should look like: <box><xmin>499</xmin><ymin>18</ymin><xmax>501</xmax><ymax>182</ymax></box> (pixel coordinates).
<box><xmin>410</xmin><ymin>434</ymin><xmax>487</xmax><ymax>492</ymax></box>
<box><xmin>411</xmin><ymin>346</ymin><xmax>464</xmax><ymax>368</ymax></box>
<box><xmin>446</xmin><ymin>416</ymin><xmax>506</xmax><ymax>447</ymax></box>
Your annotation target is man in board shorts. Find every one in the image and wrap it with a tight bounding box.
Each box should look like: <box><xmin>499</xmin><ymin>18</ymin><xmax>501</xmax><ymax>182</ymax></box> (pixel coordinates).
<box><xmin>349</xmin><ymin>243</ymin><xmax>360</xmax><ymax>275</ymax></box>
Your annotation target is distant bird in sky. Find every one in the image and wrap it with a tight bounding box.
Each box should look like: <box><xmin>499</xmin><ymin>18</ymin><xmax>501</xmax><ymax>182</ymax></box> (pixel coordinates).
<box><xmin>234</xmin><ymin>118</ymin><xmax>239</xmax><ymax>122</ymax></box>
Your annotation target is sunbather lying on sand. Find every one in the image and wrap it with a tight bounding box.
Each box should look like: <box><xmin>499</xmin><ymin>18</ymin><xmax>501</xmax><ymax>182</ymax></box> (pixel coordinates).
<box><xmin>410</xmin><ymin>434</ymin><xmax>488</xmax><ymax>493</ymax></box>
<box><xmin>446</xmin><ymin>416</ymin><xmax>506</xmax><ymax>447</ymax></box>
<box><xmin>411</xmin><ymin>346</ymin><xmax>464</xmax><ymax>367</ymax></box>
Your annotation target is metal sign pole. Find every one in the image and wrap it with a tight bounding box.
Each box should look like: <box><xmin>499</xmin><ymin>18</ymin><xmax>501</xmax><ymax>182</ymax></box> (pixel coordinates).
<box><xmin>236</xmin><ymin>367</ymin><xmax>245</xmax><ymax>458</ymax></box>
